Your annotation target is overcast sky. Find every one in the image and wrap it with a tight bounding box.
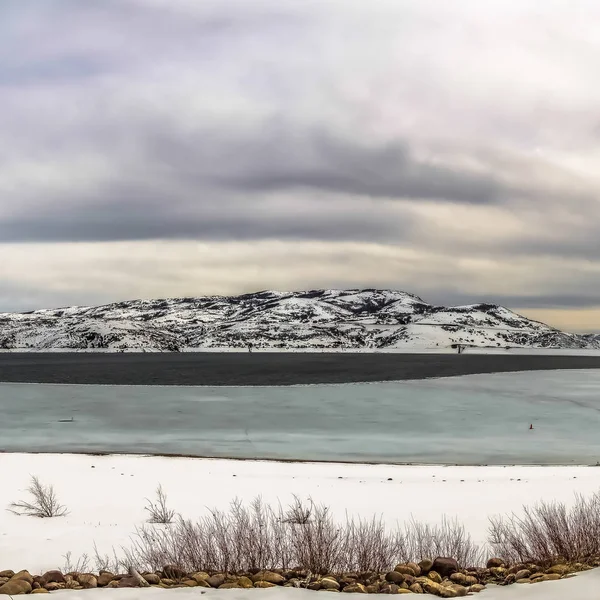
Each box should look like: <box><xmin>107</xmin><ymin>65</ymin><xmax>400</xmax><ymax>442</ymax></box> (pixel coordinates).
<box><xmin>2</xmin><ymin>0</ymin><xmax>600</xmax><ymax>331</ymax></box>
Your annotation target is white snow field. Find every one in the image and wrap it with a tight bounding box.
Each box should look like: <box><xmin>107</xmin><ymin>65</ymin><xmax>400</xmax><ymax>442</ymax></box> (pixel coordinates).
<box><xmin>1</xmin><ymin>454</ymin><xmax>599</xmax><ymax>576</ymax></box>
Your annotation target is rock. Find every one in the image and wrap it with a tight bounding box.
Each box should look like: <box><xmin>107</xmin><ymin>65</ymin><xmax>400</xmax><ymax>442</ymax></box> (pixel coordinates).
<box><xmin>321</xmin><ymin>578</ymin><xmax>340</xmax><ymax>590</ymax></box>
<box><xmin>407</xmin><ymin>563</ymin><xmax>421</xmax><ymax>577</ymax></box>
<box><xmin>386</xmin><ymin>571</ymin><xmax>405</xmax><ymax>584</ymax></box>
<box><xmin>342</xmin><ymin>583</ymin><xmax>366</xmax><ymax>593</ymax></box>
<box><xmin>0</xmin><ymin>572</ymin><xmax>14</xmax><ymax>579</ymax></box>
<box><xmin>44</xmin><ymin>582</ymin><xmax>63</xmax><ymax>591</ymax></box>
<box><xmin>421</xmin><ymin>579</ymin><xmax>456</xmax><ymax>598</ymax></box>
<box><xmin>40</xmin><ymin>570</ymin><xmax>65</xmax><ymax>587</ymax></box>
<box><xmin>395</xmin><ymin>565</ymin><xmax>416</xmax><ymax>576</ymax></box>
<box><xmin>516</xmin><ymin>578</ymin><xmax>531</xmax><ymax>584</ymax></box>
<box><xmin>161</xmin><ymin>578</ymin><xmax>176</xmax><ymax>586</ymax></box>
<box><xmin>418</xmin><ymin>559</ymin><xmax>433</xmax><ymax>574</ymax></box>
<box><xmin>540</xmin><ymin>574</ymin><xmax>561</xmax><ymax>581</ymax></box>
<box><xmin>252</xmin><ymin>571</ymin><xmax>286</xmax><ymax>585</ymax></box>
<box><xmin>190</xmin><ymin>572</ymin><xmax>210</xmax><ymax>583</ymax></box>
<box><xmin>530</xmin><ymin>572</ymin><xmax>545</xmax><ymax>581</ymax></box>
<box><xmin>11</xmin><ymin>571</ymin><xmax>34</xmax><ymax>585</ymax></box>
<box><xmin>97</xmin><ymin>572</ymin><xmax>115</xmax><ymax>587</ymax></box>
<box><xmin>409</xmin><ymin>583</ymin><xmax>423</xmax><ymax>594</ymax></box>
<box><xmin>143</xmin><ymin>573</ymin><xmax>160</xmax><ymax>585</ymax></box>
<box><xmin>469</xmin><ymin>584</ymin><xmax>485</xmax><ymax>593</ymax></box>
<box><xmin>547</xmin><ymin>564</ymin><xmax>570</xmax><ymax>575</ymax></box>
<box><xmin>431</xmin><ymin>558</ymin><xmax>459</xmax><ymax>578</ymax></box>
<box><xmin>255</xmin><ymin>581</ymin><xmax>277</xmax><ymax>589</ymax></box>
<box><xmin>428</xmin><ymin>571</ymin><xmax>442</xmax><ymax>584</ymax></box>
<box><xmin>447</xmin><ymin>584</ymin><xmax>467</xmax><ymax>597</ymax></box>
<box><xmin>219</xmin><ymin>582</ymin><xmax>240</xmax><ymax>589</ymax></box>
<box><xmin>490</xmin><ymin>567</ymin><xmax>507</xmax><ymax>578</ymax></box>
<box><xmin>486</xmin><ymin>558</ymin><xmax>504</xmax><ymax>569</ymax></box>
<box><xmin>117</xmin><ymin>577</ymin><xmax>141</xmax><ymax>588</ymax></box>
<box><xmin>449</xmin><ymin>573</ymin><xmax>467</xmax><ymax>586</ymax></box>
<box><xmin>181</xmin><ymin>580</ymin><xmax>197</xmax><ymax>587</ymax></box>
<box><xmin>365</xmin><ymin>584</ymin><xmax>380</xmax><ymax>594</ymax></box>
<box><xmin>0</xmin><ymin>579</ymin><xmax>32</xmax><ymax>595</ymax></box>
<box><xmin>77</xmin><ymin>574</ymin><xmax>98</xmax><ymax>589</ymax></box>
<box><xmin>106</xmin><ymin>580</ymin><xmax>120</xmax><ymax>588</ymax></box>
<box><xmin>0</xmin><ymin>580</ymin><xmax>7</xmax><ymax>587</ymax></box>
<box><xmin>237</xmin><ymin>577</ymin><xmax>254</xmax><ymax>589</ymax></box>
<box><xmin>162</xmin><ymin>565</ymin><xmax>187</xmax><ymax>580</ymax></box>
<box><xmin>207</xmin><ymin>574</ymin><xmax>226</xmax><ymax>588</ymax></box>
<box><xmin>514</xmin><ymin>569</ymin><xmax>531</xmax><ymax>580</ymax></box>
<box><xmin>32</xmin><ymin>589</ymin><xmax>50</xmax><ymax>594</ymax></box>
<box><xmin>397</xmin><ymin>590</ymin><xmax>413</xmax><ymax>595</ymax></box>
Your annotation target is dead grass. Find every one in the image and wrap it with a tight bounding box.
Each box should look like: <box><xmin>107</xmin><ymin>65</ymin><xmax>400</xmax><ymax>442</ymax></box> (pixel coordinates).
<box><xmin>8</xmin><ymin>475</ymin><xmax>68</xmax><ymax>518</ymax></box>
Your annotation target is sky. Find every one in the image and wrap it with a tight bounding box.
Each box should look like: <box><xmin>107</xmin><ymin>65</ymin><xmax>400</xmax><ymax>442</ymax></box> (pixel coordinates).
<box><xmin>1</xmin><ymin>0</ymin><xmax>600</xmax><ymax>331</ymax></box>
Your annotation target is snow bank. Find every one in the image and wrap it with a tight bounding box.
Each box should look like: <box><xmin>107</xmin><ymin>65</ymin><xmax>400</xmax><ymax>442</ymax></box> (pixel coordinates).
<box><xmin>1</xmin><ymin>454</ymin><xmax>599</xmax><ymax>574</ymax></box>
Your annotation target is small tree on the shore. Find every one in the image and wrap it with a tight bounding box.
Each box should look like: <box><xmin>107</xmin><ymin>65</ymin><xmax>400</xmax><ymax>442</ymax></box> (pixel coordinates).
<box><xmin>8</xmin><ymin>475</ymin><xmax>68</xmax><ymax>518</ymax></box>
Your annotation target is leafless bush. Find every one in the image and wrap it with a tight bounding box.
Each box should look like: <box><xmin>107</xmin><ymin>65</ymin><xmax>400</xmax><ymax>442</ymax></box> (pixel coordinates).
<box><xmin>489</xmin><ymin>491</ymin><xmax>600</xmax><ymax>565</ymax></box>
<box><xmin>8</xmin><ymin>476</ymin><xmax>68</xmax><ymax>518</ymax></box>
<box><xmin>62</xmin><ymin>551</ymin><xmax>90</xmax><ymax>574</ymax></box>
<box><xmin>145</xmin><ymin>484</ymin><xmax>175</xmax><ymax>524</ymax></box>
<box><xmin>93</xmin><ymin>542</ymin><xmax>124</xmax><ymax>573</ymax></box>
<box><xmin>123</xmin><ymin>496</ymin><xmax>483</xmax><ymax>574</ymax></box>
<box><xmin>404</xmin><ymin>516</ymin><xmax>485</xmax><ymax>567</ymax></box>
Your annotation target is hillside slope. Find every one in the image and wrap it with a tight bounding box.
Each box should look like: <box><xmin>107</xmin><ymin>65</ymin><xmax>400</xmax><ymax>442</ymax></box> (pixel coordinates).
<box><xmin>0</xmin><ymin>289</ymin><xmax>596</xmax><ymax>351</ymax></box>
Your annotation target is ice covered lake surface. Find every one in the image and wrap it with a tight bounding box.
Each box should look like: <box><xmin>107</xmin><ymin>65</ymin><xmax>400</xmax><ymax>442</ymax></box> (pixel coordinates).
<box><xmin>2</xmin><ymin>369</ymin><xmax>600</xmax><ymax>465</ymax></box>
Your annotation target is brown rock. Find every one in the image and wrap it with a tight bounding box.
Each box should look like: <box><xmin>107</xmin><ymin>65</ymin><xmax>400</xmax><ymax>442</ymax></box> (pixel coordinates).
<box><xmin>397</xmin><ymin>590</ymin><xmax>413</xmax><ymax>595</ymax></box>
<box><xmin>252</xmin><ymin>571</ymin><xmax>286</xmax><ymax>585</ymax></box>
<box><xmin>32</xmin><ymin>589</ymin><xmax>50</xmax><ymax>594</ymax></box>
<box><xmin>0</xmin><ymin>580</ymin><xmax>7</xmax><ymax>587</ymax></box>
<box><xmin>181</xmin><ymin>579</ymin><xmax>197</xmax><ymax>587</ymax></box>
<box><xmin>409</xmin><ymin>583</ymin><xmax>423</xmax><ymax>594</ymax></box>
<box><xmin>486</xmin><ymin>558</ymin><xmax>504</xmax><ymax>569</ymax></box>
<box><xmin>516</xmin><ymin>578</ymin><xmax>531</xmax><ymax>584</ymax></box>
<box><xmin>255</xmin><ymin>581</ymin><xmax>277</xmax><ymax>589</ymax></box>
<box><xmin>321</xmin><ymin>578</ymin><xmax>340</xmax><ymax>590</ymax></box>
<box><xmin>219</xmin><ymin>582</ymin><xmax>240</xmax><ymax>589</ymax></box>
<box><xmin>190</xmin><ymin>572</ymin><xmax>209</xmax><ymax>583</ymax></box>
<box><xmin>0</xmin><ymin>572</ymin><xmax>14</xmax><ymax>579</ymax></box>
<box><xmin>40</xmin><ymin>570</ymin><xmax>65</xmax><ymax>587</ymax></box>
<box><xmin>44</xmin><ymin>582</ymin><xmax>64</xmax><ymax>591</ymax></box>
<box><xmin>418</xmin><ymin>559</ymin><xmax>433</xmax><ymax>574</ymax></box>
<box><xmin>395</xmin><ymin>565</ymin><xmax>416</xmax><ymax>576</ymax></box>
<box><xmin>541</xmin><ymin>573</ymin><xmax>562</xmax><ymax>581</ymax></box>
<box><xmin>421</xmin><ymin>579</ymin><xmax>456</xmax><ymax>598</ymax></box>
<box><xmin>11</xmin><ymin>571</ymin><xmax>34</xmax><ymax>585</ymax></box>
<box><xmin>342</xmin><ymin>583</ymin><xmax>366</xmax><ymax>593</ymax></box>
<box><xmin>514</xmin><ymin>569</ymin><xmax>531</xmax><ymax>580</ymax></box>
<box><xmin>407</xmin><ymin>563</ymin><xmax>421</xmax><ymax>577</ymax></box>
<box><xmin>0</xmin><ymin>579</ymin><xmax>32</xmax><ymax>595</ymax></box>
<box><xmin>97</xmin><ymin>572</ymin><xmax>115</xmax><ymax>587</ymax></box>
<box><xmin>118</xmin><ymin>577</ymin><xmax>141</xmax><ymax>588</ymax></box>
<box><xmin>386</xmin><ymin>571</ymin><xmax>405</xmax><ymax>584</ymax></box>
<box><xmin>207</xmin><ymin>574</ymin><xmax>226</xmax><ymax>588</ymax></box>
<box><xmin>365</xmin><ymin>584</ymin><xmax>380</xmax><ymax>594</ymax></box>
<box><xmin>428</xmin><ymin>571</ymin><xmax>442</xmax><ymax>584</ymax></box>
<box><xmin>490</xmin><ymin>567</ymin><xmax>507</xmax><ymax>578</ymax></box>
<box><xmin>106</xmin><ymin>580</ymin><xmax>120</xmax><ymax>588</ymax></box>
<box><xmin>143</xmin><ymin>573</ymin><xmax>160</xmax><ymax>585</ymax></box>
<box><xmin>431</xmin><ymin>558</ymin><xmax>459</xmax><ymax>578</ymax></box>
<box><xmin>77</xmin><ymin>574</ymin><xmax>97</xmax><ymax>589</ymax></box>
<box><xmin>237</xmin><ymin>577</ymin><xmax>254</xmax><ymax>589</ymax></box>
<box><xmin>469</xmin><ymin>584</ymin><xmax>485</xmax><ymax>593</ymax></box>
<box><xmin>162</xmin><ymin>565</ymin><xmax>187</xmax><ymax>580</ymax></box>
<box><xmin>547</xmin><ymin>565</ymin><xmax>570</xmax><ymax>575</ymax></box>
<box><xmin>448</xmin><ymin>584</ymin><xmax>467</xmax><ymax>597</ymax></box>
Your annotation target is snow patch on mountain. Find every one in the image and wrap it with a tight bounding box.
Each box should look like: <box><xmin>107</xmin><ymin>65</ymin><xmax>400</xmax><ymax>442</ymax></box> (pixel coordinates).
<box><xmin>0</xmin><ymin>289</ymin><xmax>597</xmax><ymax>351</ymax></box>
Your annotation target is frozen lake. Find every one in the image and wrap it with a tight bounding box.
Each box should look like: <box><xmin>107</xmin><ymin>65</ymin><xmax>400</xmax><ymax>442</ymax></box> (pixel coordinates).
<box><xmin>2</xmin><ymin>370</ymin><xmax>600</xmax><ymax>464</ymax></box>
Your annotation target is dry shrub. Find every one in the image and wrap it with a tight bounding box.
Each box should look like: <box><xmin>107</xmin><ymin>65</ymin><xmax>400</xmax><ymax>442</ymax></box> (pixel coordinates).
<box><xmin>145</xmin><ymin>484</ymin><xmax>175</xmax><ymax>524</ymax></box>
<box><xmin>489</xmin><ymin>491</ymin><xmax>600</xmax><ymax>565</ymax></box>
<box><xmin>8</xmin><ymin>475</ymin><xmax>68</xmax><ymax>518</ymax></box>
<box><xmin>123</xmin><ymin>496</ymin><xmax>482</xmax><ymax>574</ymax></box>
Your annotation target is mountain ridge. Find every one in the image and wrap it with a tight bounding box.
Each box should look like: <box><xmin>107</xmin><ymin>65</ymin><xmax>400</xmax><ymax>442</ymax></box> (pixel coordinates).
<box><xmin>1</xmin><ymin>289</ymin><xmax>598</xmax><ymax>351</ymax></box>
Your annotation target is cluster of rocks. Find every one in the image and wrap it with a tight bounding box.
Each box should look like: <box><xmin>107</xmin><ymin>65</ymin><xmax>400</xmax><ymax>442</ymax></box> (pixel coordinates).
<box><xmin>0</xmin><ymin>557</ymin><xmax>592</xmax><ymax>596</ymax></box>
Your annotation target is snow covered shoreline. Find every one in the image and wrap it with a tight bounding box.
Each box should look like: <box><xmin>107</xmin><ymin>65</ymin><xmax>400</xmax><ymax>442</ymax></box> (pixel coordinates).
<box><xmin>2</xmin><ymin>454</ymin><xmax>600</xmax><ymax>574</ymax></box>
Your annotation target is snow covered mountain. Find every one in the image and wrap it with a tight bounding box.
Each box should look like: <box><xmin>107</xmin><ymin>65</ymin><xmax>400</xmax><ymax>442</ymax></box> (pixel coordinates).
<box><xmin>0</xmin><ymin>289</ymin><xmax>597</xmax><ymax>351</ymax></box>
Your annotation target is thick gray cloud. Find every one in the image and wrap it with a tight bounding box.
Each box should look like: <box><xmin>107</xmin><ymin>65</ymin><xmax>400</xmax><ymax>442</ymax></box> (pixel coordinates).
<box><xmin>2</xmin><ymin>0</ymin><xmax>600</xmax><ymax>321</ymax></box>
